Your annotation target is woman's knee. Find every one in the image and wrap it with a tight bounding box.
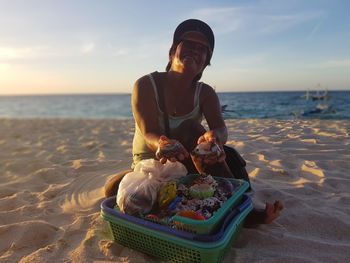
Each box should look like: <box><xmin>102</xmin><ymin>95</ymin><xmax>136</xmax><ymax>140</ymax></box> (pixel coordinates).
<box><xmin>104</xmin><ymin>169</ymin><xmax>132</xmax><ymax>197</ymax></box>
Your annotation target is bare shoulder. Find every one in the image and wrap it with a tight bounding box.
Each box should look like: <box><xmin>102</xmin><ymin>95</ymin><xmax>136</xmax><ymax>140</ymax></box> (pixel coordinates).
<box><xmin>132</xmin><ymin>71</ymin><xmax>167</xmax><ymax>96</ymax></box>
<box><xmin>131</xmin><ymin>72</ymin><xmax>161</xmax><ymax>120</ymax></box>
<box><xmin>133</xmin><ymin>74</ymin><xmax>153</xmax><ymax>96</ymax></box>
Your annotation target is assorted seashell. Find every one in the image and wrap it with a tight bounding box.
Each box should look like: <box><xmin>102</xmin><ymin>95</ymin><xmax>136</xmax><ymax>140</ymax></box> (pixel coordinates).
<box><xmin>174</xmin><ymin>175</ymin><xmax>233</xmax><ymax>219</ymax></box>
<box><xmin>192</xmin><ymin>141</ymin><xmax>222</xmax><ymax>158</ymax></box>
<box><xmin>216</xmin><ymin>178</ymin><xmax>235</xmax><ymax>194</ymax></box>
<box><xmin>156</xmin><ymin>138</ymin><xmax>183</xmax><ymax>159</ymax></box>
<box><xmin>191</xmin><ymin>141</ymin><xmax>223</xmax><ymax>174</ymax></box>
<box><xmin>189</xmin><ymin>183</ymin><xmax>215</xmax><ymax>199</ymax></box>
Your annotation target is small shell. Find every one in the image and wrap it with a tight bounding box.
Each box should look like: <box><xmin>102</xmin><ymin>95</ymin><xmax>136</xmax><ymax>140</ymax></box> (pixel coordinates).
<box><xmin>217</xmin><ymin>178</ymin><xmax>234</xmax><ymax>194</ymax></box>
<box><xmin>156</xmin><ymin>142</ymin><xmax>182</xmax><ymax>159</ymax></box>
<box><xmin>192</xmin><ymin>142</ymin><xmax>222</xmax><ymax>157</ymax></box>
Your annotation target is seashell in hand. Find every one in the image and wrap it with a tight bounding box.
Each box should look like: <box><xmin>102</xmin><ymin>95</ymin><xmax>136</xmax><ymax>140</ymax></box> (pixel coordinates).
<box><xmin>191</xmin><ymin>141</ymin><xmax>223</xmax><ymax>174</ymax></box>
<box><xmin>192</xmin><ymin>141</ymin><xmax>222</xmax><ymax>158</ymax></box>
<box><xmin>156</xmin><ymin>140</ymin><xmax>182</xmax><ymax>159</ymax></box>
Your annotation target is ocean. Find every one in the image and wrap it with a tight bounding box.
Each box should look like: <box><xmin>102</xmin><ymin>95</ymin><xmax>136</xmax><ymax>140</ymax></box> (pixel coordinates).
<box><xmin>0</xmin><ymin>91</ymin><xmax>349</xmax><ymax>120</ymax></box>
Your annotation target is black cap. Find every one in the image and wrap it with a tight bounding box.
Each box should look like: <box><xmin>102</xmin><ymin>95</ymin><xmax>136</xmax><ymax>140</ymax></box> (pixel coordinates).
<box><xmin>173</xmin><ymin>19</ymin><xmax>215</xmax><ymax>53</ymax></box>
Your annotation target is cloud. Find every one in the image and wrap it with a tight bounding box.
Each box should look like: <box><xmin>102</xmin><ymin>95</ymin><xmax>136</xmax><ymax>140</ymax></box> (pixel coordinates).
<box><xmin>0</xmin><ymin>45</ymin><xmax>65</xmax><ymax>62</ymax></box>
<box><xmin>0</xmin><ymin>46</ymin><xmax>46</xmax><ymax>60</ymax></box>
<box><xmin>187</xmin><ymin>4</ymin><xmax>325</xmax><ymax>36</ymax></box>
<box><xmin>0</xmin><ymin>63</ymin><xmax>11</xmax><ymax>71</ymax></box>
<box><xmin>259</xmin><ymin>11</ymin><xmax>325</xmax><ymax>34</ymax></box>
<box><xmin>108</xmin><ymin>37</ymin><xmax>169</xmax><ymax>61</ymax></box>
<box><xmin>310</xmin><ymin>59</ymin><xmax>350</xmax><ymax>69</ymax></box>
<box><xmin>307</xmin><ymin>18</ymin><xmax>324</xmax><ymax>40</ymax></box>
<box><xmin>80</xmin><ymin>42</ymin><xmax>95</xmax><ymax>54</ymax></box>
<box><xmin>219</xmin><ymin>53</ymin><xmax>268</xmax><ymax>69</ymax></box>
<box><xmin>112</xmin><ymin>48</ymin><xmax>129</xmax><ymax>57</ymax></box>
<box><xmin>187</xmin><ymin>7</ymin><xmax>243</xmax><ymax>35</ymax></box>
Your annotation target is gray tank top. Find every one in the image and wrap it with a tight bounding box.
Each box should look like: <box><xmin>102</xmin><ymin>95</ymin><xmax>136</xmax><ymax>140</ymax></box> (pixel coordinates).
<box><xmin>131</xmin><ymin>73</ymin><xmax>203</xmax><ymax>167</ymax></box>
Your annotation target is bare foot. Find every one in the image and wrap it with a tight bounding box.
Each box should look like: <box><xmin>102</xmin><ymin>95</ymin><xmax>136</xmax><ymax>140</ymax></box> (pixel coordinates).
<box><xmin>244</xmin><ymin>201</ymin><xmax>284</xmax><ymax>228</ymax></box>
<box><xmin>264</xmin><ymin>201</ymin><xmax>284</xmax><ymax>224</ymax></box>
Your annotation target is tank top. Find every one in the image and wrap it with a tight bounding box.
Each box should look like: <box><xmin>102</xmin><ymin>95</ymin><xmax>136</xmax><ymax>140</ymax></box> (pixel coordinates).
<box><xmin>132</xmin><ymin>73</ymin><xmax>203</xmax><ymax>167</ymax></box>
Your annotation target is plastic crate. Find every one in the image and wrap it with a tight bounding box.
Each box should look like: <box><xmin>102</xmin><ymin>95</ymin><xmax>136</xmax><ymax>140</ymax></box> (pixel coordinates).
<box><xmin>172</xmin><ymin>176</ymin><xmax>249</xmax><ymax>234</ymax></box>
<box><xmin>101</xmin><ymin>195</ymin><xmax>253</xmax><ymax>263</ymax></box>
<box><xmin>102</xmin><ymin>194</ymin><xmax>251</xmax><ymax>242</ymax></box>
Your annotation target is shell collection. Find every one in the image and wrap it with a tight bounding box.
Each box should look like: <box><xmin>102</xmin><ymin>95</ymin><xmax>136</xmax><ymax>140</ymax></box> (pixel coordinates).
<box><xmin>144</xmin><ymin>174</ymin><xmax>235</xmax><ymax>222</ymax></box>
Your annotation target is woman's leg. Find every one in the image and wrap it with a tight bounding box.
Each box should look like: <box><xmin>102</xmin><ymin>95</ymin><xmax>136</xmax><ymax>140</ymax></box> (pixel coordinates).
<box><xmin>245</xmin><ymin>201</ymin><xmax>284</xmax><ymax>227</ymax></box>
<box><xmin>104</xmin><ymin>169</ymin><xmax>133</xmax><ymax>197</ymax></box>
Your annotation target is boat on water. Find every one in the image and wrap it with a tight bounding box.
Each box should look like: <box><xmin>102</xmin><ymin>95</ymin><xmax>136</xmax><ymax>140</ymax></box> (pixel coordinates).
<box><xmin>302</xmin><ymin>84</ymin><xmax>331</xmax><ymax>101</ymax></box>
<box><xmin>299</xmin><ymin>85</ymin><xmax>336</xmax><ymax>117</ymax></box>
<box><xmin>310</xmin><ymin>89</ymin><xmax>330</xmax><ymax>101</ymax></box>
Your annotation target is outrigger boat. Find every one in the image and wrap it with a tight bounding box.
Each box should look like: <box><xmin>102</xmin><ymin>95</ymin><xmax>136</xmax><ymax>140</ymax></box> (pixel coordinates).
<box><xmin>302</xmin><ymin>84</ymin><xmax>330</xmax><ymax>101</ymax></box>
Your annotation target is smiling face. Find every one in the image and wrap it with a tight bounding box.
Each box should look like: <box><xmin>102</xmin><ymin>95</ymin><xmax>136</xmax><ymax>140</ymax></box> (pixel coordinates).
<box><xmin>169</xmin><ymin>31</ymin><xmax>211</xmax><ymax>77</ymax></box>
<box><xmin>178</xmin><ymin>39</ymin><xmax>208</xmax><ymax>67</ymax></box>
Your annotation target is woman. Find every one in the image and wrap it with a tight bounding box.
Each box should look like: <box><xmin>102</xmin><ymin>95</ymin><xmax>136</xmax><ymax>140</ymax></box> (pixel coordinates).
<box><xmin>105</xmin><ymin>19</ymin><xmax>283</xmax><ymax>225</ymax></box>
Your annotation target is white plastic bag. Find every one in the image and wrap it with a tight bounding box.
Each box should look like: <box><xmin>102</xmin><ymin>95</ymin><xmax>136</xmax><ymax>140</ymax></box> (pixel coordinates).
<box><xmin>133</xmin><ymin>159</ymin><xmax>187</xmax><ymax>182</ymax></box>
<box><xmin>116</xmin><ymin>159</ymin><xmax>187</xmax><ymax>215</ymax></box>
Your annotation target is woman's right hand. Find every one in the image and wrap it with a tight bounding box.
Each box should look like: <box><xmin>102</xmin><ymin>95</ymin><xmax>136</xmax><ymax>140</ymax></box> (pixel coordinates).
<box><xmin>155</xmin><ymin>135</ymin><xmax>189</xmax><ymax>164</ymax></box>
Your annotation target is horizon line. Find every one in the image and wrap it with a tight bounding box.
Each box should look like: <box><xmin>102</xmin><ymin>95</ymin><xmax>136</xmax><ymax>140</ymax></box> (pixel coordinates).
<box><xmin>0</xmin><ymin>88</ymin><xmax>350</xmax><ymax>97</ymax></box>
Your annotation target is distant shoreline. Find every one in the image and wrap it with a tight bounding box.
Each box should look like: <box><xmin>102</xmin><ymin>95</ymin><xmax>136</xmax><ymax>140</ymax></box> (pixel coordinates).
<box><xmin>1</xmin><ymin>89</ymin><xmax>350</xmax><ymax>97</ymax></box>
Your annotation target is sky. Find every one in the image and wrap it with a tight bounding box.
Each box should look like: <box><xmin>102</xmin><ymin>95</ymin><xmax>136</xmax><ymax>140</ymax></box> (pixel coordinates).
<box><xmin>0</xmin><ymin>0</ymin><xmax>349</xmax><ymax>95</ymax></box>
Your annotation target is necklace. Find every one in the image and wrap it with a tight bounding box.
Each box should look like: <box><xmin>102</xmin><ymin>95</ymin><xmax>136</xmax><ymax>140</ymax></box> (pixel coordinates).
<box><xmin>172</xmin><ymin>98</ymin><xmax>185</xmax><ymax>116</ymax></box>
<box><xmin>172</xmin><ymin>105</ymin><xmax>178</xmax><ymax>115</ymax></box>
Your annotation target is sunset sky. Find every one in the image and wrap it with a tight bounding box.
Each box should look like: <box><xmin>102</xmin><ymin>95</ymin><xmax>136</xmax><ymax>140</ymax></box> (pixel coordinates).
<box><xmin>0</xmin><ymin>0</ymin><xmax>349</xmax><ymax>95</ymax></box>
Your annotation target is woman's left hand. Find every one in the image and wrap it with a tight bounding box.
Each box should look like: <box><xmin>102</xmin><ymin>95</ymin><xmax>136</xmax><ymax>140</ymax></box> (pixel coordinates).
<box><xmin>195</xmin><ymin>130</ymin><xmax>226</xmax><ymax>164</ymax></box>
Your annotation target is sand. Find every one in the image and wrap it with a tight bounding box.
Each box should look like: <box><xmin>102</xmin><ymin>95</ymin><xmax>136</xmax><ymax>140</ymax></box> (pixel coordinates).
<box><xmin>0</xmin><ymin>118</ymin><xmax>349</xmax><ymax>263</ymax></box>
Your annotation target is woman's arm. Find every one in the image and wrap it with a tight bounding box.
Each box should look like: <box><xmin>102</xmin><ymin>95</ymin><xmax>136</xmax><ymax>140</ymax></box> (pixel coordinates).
<box><xmin>131</xmin><ymin>75</ymin><xmax>188</xmax><ymax>162</ymax></box>
<box><xmin>199</xmin><ymin>83</ymin><xmax>228</xmax><ymax>144</ymax></box>
<box><xmin>131</xmin><ymin>75</ymin><xmax>162</xmax><ymax>152</ymax></box>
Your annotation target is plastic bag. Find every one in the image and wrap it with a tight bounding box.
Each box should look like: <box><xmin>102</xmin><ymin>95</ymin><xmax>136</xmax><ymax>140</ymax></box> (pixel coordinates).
<box><xmin>133</xmin><ymin>158</ymin><xmax>187</xmax><ymax>182</ymax></box>
<box><xmin>116</xmin><ymin>159</ymin><xmax>187</xmax><ymax>215</ymax></box>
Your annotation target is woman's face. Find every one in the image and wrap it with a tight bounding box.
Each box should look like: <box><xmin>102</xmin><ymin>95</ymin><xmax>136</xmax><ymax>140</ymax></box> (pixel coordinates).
<box><xmin>171</xmin><ymin>32</ymin><xmax>210</xmax><ymax>75</ymax></box>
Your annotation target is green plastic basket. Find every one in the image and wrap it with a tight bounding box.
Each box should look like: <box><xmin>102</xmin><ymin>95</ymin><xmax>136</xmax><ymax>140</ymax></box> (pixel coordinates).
<box><xmin>101</xmin><ymin>199</ymin><xmax>252</xmax><ymax>263</ymax></box>
<box><xmin>172</xmin><ymin>177</ymin><xmax>249</xmax><ymax>234</ymax></box>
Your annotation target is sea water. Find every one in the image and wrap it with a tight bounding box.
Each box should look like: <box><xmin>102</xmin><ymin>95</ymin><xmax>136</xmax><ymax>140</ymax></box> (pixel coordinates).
<box><xmin>0</xmin><ymin>91</ymin><xmax>349</xmax><ymax>120</ymax></box>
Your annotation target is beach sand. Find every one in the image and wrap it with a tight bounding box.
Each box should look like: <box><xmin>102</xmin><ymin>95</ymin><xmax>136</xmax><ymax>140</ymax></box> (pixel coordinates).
<box><xmin>0</xmin><ymin>118</ymin><xmax>349</xmax><ymax>263</ymax></box>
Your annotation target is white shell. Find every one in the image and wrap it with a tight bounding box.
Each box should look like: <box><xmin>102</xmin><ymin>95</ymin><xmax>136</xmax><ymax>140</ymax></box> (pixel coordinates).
<box><xmin>193</xmin><ymin>142</ymin><xmax>221</xmax><ymax>156</ymax></box>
